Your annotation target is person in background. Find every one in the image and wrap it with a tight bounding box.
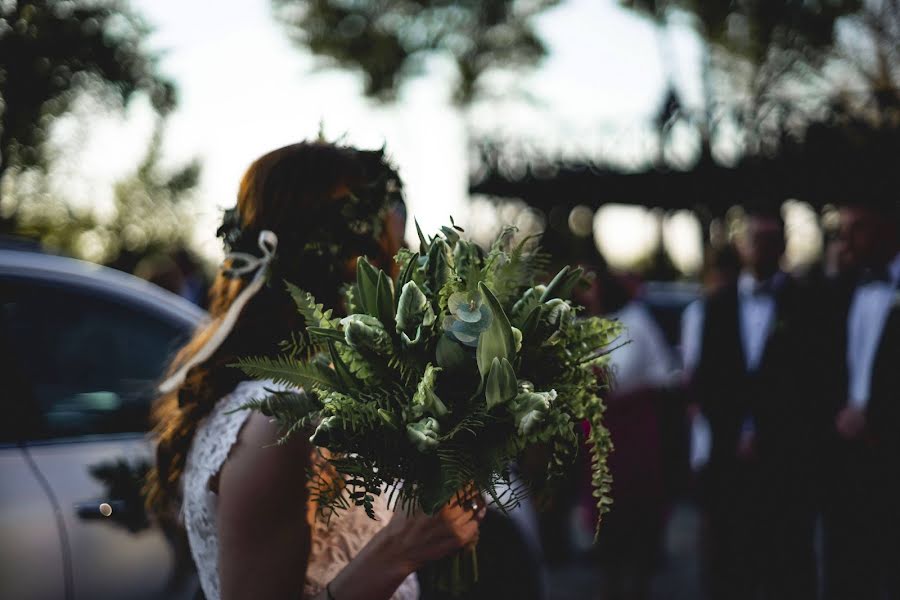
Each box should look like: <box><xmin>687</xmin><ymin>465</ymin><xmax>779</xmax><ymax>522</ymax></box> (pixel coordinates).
<box><xmin>134</xmin><ymin>248</ymin><xmax>210</xmax><ymax>308</ymax></box>
<box><xmin>172</xmin><ymin>248</ymin><xmax>209</xmax><ymax>307</ymax></box>
<box><xmin>680</xmin><ymin>243</ymin><xmax>740</xmax><ymax>475</ymax></box>
<box><xmin>822</xmin><ymin>199</ymin><xmax>900</xmax><ymax>600</ymax></box>
<box><xmin>575</xmin><ymin>253</ymin><xmax>679</xmax><ymax>600</ymax></box>
<box><xmin>686</xmin><ymin>204</ymin><xmax>821</xmax><ymax>599</ymax></box>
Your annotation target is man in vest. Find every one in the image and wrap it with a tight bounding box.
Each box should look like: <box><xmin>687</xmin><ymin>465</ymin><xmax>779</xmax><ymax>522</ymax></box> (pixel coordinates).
<box><xmin>822</xmin><ymin>199</ymin><xmax>900</xmax><ymax>599</ymax></box>
<box><xmin>690</xmin><ymin>203</ymin><xmax>821</xmax><ymax>599</ymax></box>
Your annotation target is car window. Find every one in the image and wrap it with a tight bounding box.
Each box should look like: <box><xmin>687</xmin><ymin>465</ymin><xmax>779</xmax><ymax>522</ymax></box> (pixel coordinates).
<box><xmin>0</xmin><ymin>279</ymin><xmax>191</xmax><ymax>441</ymax></box>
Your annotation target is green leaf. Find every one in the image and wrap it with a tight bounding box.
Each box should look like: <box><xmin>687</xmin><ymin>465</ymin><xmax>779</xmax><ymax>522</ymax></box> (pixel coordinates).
<box><xmin>396</xmin><ymin>280</ymin><xmax>428</xmax><ymax>333</ymax></box>
<box><xmin>520</xmin><ymin>304</ymin><xmax>542</xmax><ymax>341</ymax></box>
<box><xmin>412</xmin><ymin>364</ymin><xmax>448</xmax><ymax>418</ymax></box>
<box><xmin>415</xmin><ymin>219</ymin><xmax>429</xmax><ymax>254</ymax></box>
<box><xmin>407</xmin><ymin>417</ymin><xmax>441</xmax><ymax>452</ymax></box>
<box><xmin>395</xmin><ymin>253</ymin><xmax>418</xmax><ymax>309</ymax></box>
<box><xmin>436</xmin><ymin>335</ymin><xmax>468</xmax><ymax>371</ymax></box>
<box><xmin>476</xmin><ymin>282</ymin><xmax>516</xmax><ymax>377</ymax></box>
<box><xmin>557</xmin><ymin>266</ymin><xmax>584</xmax><ymax>299</ymax></box>
<box><xmin>540</xmin><ymin>266</ymin><xmax>571</xmax><ymax>302</ymax></box>
<box><xmin>231</xmin><ymin>356</ymin><xmax>338</xmax><ymax>391</ymax></box>
<box><xmin>286</xmin><ymin>282</ymin><xmax>337</xmax><ymax>329</ymax></box>
<box><xmin>440</xmin><ymin>225</ymin><xmax>460</xmax><ymax>244</ymax></box>
<box><xmin>356</xmin><ymin>257</ymin><xmax>379</xmax><ymax>316</ymax></box>
<box><xmin>340</xmin><ymin>314</ymin><xmax>392</xmax><ymax>354</ymax></box>
<box><xmin>485</xmin><ymin>357</ymin><xmax>517</xmax><ymax>410</ymax></box>
<box><xmin>510</xmin><ymin>390</ymin><xmax>556</xmax><ymax>436</ymax></box>
<box><xmin>328</xmin><ymin>342</ymin><xmax>359</xmax><ymax>391</ymax></box>
<box><xmin>375</xmin><ymin>269</ymin><xmax>396</xmax><ymax>331</ymax></box>
<box><xmin>307</xmin><ymin>327</ymin><xmax>345</xmax><ymax>344</ymax></box>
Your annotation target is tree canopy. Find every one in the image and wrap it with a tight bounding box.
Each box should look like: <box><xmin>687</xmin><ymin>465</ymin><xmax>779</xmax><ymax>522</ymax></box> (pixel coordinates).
<box><xmin>0</xmin><ymin>0</ymin><xmax>174</xmax><ymax>180</ymax></box>
<box><xmin>273</xmin><ymin>0</ymin><xmax>558</xmax><ymax>104</ymax></box>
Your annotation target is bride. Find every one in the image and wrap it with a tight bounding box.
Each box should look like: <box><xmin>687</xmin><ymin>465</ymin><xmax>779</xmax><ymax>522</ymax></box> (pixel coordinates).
<box><xmin>145</xmin><ymin>142</ymin><xmax>484</xmax><ymax>600</ymax></box>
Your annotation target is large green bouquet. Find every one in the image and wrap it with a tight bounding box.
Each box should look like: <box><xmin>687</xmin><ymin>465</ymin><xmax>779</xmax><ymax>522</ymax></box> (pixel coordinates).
<box><xmin>235</xmin><ymin>223</ymin><xmax>622</xmax><ymax>592</ymax></box>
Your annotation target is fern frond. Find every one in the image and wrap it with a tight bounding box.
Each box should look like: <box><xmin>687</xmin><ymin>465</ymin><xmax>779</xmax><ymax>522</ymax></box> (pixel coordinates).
<box><xmin>286</xmin><ymin>282</ymin><xmax>339</xmax><ymax>329</ymax></box>
<box><xmin>231</xmin><ymin>356</ymin><xmax>339</xmax><ymax>391</ymax></box>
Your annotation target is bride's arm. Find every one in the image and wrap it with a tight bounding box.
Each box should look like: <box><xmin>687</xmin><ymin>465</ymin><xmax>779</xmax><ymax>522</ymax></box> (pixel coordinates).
<box><xmin>217</xmin><ymin>412</ymin><xmax>314</xmax><ymax>599</ymax></box>
<box><xmin>217</xmin><ymin>412</ymin><xmax>484</xmax><ymax>600</ymax></box>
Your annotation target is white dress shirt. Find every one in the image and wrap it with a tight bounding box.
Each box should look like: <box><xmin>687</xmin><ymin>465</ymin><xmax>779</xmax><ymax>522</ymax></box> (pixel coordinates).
<box><xmin>680</xmin><ymin>272</ymin><xmax>783</xmax><ymax>375</ymax></box>
<box><xmin>681</xmin><ymin>272</ymin><xmax>784</xmax><ymax>469</ymax></box>
<box><xmin>846</xmin><ymin>252</ymin><xmax>900</xmax><ymax>409</ymax></box>
<box><xmin>737</xmin><ymin>271</ymin><xmax>782</xmax><ymax>372</ymax></box>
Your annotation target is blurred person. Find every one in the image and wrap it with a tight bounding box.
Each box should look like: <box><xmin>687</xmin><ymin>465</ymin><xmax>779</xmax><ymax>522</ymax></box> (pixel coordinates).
<box><xmin>135</xmin><ymin>254</ymin><xmax>186</xmax><ymax>296</ymax></box>
<box><xmin>172</xmin><ymin>248</ymin><xmax>210</xmax><ymax>307</ymax></box>
<box><xmin>686</xmin><ymin>204</ymin><xmax>822</xmax><ymax>599</ymax></box>
<box><xmin>576</xmin><ymin>255</ymin><xmax>680</xmax><ymax>600</ymax></box>
<box><xmin>821</xmin><ymin>199</ymin><xmax>900</xmax><ymax>600</ymax></box>
<box><xmin>681</xmin><ymin>243</ymin><xmax>741</xmax><ymax>475</ymax></box>
<box><xmin>700</xmin><ymin>243</ymin><xmax>741</xmax><ymax>294</ymax></box>
<box><xmin>135</xmin><ymin>249</ymin><xmax>210</xmax><ymax>308</ymax></box>
<box><xmin>146</xmin><ymin>142</ymin><xmax>483</xmax><ymax>600</ymax></box>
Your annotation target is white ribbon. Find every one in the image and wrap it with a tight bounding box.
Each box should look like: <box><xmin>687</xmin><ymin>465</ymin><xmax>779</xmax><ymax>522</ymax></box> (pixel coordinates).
<box><xmin>158</xmin><ymin>230</ymin><xmax>278</xmax><ymax>395</ymax></box>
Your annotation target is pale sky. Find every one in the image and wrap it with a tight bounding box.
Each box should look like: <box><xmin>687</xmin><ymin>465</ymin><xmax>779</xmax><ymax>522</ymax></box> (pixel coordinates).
<box><xmin>59</xmin><ymin>0</ymin><xmax>711</xmax><ymax>268</ymax></box>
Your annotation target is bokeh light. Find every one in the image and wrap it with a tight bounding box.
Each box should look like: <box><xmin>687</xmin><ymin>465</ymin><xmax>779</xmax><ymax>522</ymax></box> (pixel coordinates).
<box><xmin>662</xmin><ymin>210</ymin><xmax>704</xmax><ymax>275</ymax></box>
<box><xmin>593</xmin><ymin>204</ymin><xmax>660</xmax><ymax>271</ymax></box>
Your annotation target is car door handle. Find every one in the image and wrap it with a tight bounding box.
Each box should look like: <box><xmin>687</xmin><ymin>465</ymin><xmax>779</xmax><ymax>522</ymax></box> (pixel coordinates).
<box><xmin>75</xmin><ymin>499</ymin><xmax>128</xmax><ymax>520</ymax></box>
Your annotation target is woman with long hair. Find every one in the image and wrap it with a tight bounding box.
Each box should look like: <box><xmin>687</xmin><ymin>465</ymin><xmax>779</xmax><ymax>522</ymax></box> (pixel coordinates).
<box><xmin>145</xmin><ymin>142</ymin><xmax>483</xmax><ymax>600</ymax></box>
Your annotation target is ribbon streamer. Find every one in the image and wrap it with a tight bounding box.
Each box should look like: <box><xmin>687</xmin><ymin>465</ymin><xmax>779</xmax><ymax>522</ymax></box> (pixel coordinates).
<box><xmin>158</xmin><ymin>230</ymin><xmax>279</xmax><ymax>395</ymax></box>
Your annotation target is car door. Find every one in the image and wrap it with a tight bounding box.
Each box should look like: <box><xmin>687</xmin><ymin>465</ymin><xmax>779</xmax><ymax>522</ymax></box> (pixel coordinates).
<box><xmin>0</xmin><ymin>276</ymin><xmax>199</xmax><ymax>600</ymax></box>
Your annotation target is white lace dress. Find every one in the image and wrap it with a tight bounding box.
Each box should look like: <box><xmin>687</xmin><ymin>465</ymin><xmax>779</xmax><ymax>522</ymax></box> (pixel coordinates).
<box><xmin>181</xmin><ymin>380</ymin><xmax>420</xmax><ymax>600</ymax></box>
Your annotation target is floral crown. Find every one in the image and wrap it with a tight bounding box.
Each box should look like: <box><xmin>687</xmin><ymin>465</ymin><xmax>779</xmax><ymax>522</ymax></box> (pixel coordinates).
<box><xmin>215</xmin><ymin>148</ymin><xmax>404</xmax><ymax>279</ymax></box>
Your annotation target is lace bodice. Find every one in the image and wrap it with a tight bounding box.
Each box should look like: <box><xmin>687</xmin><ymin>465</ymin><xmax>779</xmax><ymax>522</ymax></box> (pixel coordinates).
<box><xmin>181</xmin><ymin>380</ymin><xmax>419</xmax><ymax>599</ymax></box>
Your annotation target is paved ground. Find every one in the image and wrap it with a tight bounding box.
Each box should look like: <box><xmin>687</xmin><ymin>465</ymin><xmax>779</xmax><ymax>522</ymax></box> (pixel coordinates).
<box><xmin>547</xmin><ymin>502</ymin><xmax>705</xmax><ymax>600</ymax></box>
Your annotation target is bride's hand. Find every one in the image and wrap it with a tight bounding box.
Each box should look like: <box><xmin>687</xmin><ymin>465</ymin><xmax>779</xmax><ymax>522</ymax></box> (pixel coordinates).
<box><xmin>384</xmin><ymin>494</ymin><xmax>486</xmax><ymax>570</ymax></box>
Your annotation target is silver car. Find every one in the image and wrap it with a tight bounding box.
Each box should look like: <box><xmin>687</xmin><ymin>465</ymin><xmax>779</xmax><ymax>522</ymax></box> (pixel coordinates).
<box><xmin>0</xmin><ymin>247</ymin><xmax>205</xmax><ymax>599</ymax></box>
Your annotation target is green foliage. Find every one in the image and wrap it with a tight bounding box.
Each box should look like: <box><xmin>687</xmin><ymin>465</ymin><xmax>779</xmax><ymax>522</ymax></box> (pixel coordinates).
<box><xmin>236</xmin><ymin>222</ymin><xmax>623</xmax><ymax>550</ymax></box>
<box><xmin>4</xmin><ymin>116</ymin><xmax>201</xmax><ymax>266</ymax></box>
<box><xmin>0</xmin><ymin>0</ymin><xmax>196</xmax><ymax>261</ymax></box>
<box><xmin>0</xmin><ymin>0</ymin><xmax>174</xmax><ymax>179</ymax></box>
<box><xmin>235</xmin><ymin>389</ymin><xmax>323</xmax><ymax>442</ymax></box>
<box><xmin>232</xmin><ymin>355</ymin><xmax>339</xmax><ymax>391</ymax></box>
<box><xmin>272</xmin><ymin>0</ymin><xmax>560</xmax><ymax>104</ymax></box>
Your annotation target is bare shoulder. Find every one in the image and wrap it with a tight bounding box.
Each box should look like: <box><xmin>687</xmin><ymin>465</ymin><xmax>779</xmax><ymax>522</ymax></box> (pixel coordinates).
<box><xmin>216</xmin><ymin>412</ymin><xmax>314</xmax><ymax>598</ymax></box>
<box><xmin>218</xmin><ymin>411</ymin><xmax>313</xmax><ymax>513</ymax></box>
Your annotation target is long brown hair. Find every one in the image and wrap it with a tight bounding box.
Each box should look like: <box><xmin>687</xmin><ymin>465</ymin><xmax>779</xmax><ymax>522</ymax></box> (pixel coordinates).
<box><xmin>146</xmin><ymin>141</ymin><xmax>399</xmax><ymax>518</ymax></box>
